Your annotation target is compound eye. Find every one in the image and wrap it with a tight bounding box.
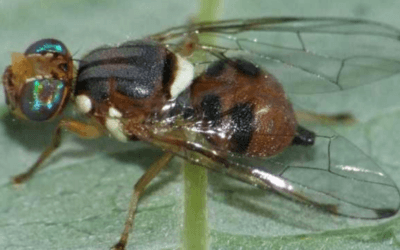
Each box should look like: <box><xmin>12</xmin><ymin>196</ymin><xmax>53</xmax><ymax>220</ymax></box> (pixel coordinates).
<box><xmin>24</xmin><ymin>39</ymin><xmax>69</xmax><ymax>56</ymax></box>
<box><xmin>20</xmin><ymin>78</ymin><xmax>66</xmax><ymax>121</ymax></box>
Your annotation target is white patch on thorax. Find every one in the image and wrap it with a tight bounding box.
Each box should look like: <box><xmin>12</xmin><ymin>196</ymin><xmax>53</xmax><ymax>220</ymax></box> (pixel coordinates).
<box><xmin>105</xmin><ymin>118</ymin><xmax>128</xmax><ymax>142</ymax></box>
<box><xmin>169</xmin><ymin>55</ymin><xmax>194</xmax><ymax>98</ymax></box>
<box><xmin>75</xmin><ymin>95</ymin><xmax>92</xmax><ymax>113</ymax></box>
<box><xmin>109</xmin><ymin>107</ymin><xmax>123</xmax><ymax>118</ymax></box>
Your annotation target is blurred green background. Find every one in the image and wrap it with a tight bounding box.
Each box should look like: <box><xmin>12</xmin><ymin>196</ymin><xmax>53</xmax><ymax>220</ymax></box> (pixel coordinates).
<box><xmin>1</xmin><ymin>0</ymin><xmax>400</xmax><ymax>249</ymax></box>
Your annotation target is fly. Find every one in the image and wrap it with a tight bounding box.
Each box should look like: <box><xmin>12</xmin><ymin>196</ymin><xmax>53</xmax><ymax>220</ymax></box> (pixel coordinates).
<box><xmin>2</xmin><ymin>17</ymin><xmax>400</xmax><ymax>250</ymax></box>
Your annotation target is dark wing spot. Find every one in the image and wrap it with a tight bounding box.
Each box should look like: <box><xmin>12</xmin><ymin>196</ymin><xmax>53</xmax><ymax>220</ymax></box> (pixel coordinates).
<box><xmin>374</xmin><ymin>209</ymin><xmax>398</xmax><ymax>218</ymax></box>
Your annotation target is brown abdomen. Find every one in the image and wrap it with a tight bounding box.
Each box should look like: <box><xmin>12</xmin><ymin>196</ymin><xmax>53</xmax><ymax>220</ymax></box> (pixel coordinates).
<box><xmin>190</xmin><ymin>59</ymin><xmax>297</xmax><ymax>157</ymax></box>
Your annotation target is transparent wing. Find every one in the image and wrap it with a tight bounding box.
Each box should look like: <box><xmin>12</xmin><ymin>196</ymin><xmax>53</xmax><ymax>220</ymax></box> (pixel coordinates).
<box><xmin>141</xmin><ymin>116</ymin><xmax>400</xmax><ymax>219</ymax></box>
<box><xmin>228</xmin><ymin>125</ymin><xmax>400</xmax><ymax>219</ymax></box>
<box><xmin>148</xmin><ymin>17</ymin><xmax>400</xmax><ymax>93</ymax></box>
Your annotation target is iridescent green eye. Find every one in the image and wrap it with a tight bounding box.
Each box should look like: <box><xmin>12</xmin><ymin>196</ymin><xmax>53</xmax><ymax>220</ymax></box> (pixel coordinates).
<box><xmin>24</xmin><ymin>39</ymin><xmax>68</xmax><ymax>56</ymax></box>
<box><xmin>20</xmin><ymin>78</ymin><xmax>66</xmax><ymax>121</ymax></box>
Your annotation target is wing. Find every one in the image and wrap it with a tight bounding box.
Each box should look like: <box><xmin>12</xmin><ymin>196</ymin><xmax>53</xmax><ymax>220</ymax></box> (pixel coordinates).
<box><xmin>148</xmin><ymin>17</ymin><xmax>400</xmax><ymax>93</ymax></box>
<box><xmin>144</xmin><ymin>120</ymin><xmax>400</xmax><ymax>219</ymax></box>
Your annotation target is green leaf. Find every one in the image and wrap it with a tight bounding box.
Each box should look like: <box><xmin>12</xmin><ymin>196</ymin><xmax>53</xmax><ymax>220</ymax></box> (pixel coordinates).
<box><xmin>1</xmin><ymin>1</ymin><xmax>400</xmax><ymax>250</ymax></box>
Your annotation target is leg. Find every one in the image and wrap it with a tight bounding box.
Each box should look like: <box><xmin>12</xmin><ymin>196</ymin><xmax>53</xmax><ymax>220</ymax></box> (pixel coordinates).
<box><xmin>12</xmin><ymin>118</ymin><xmax>104</xmax><ymax>184</ymax></box>
<box><xmin>295</xmin><ymin>110</ymin><xmax>356</xmax><ymax>125</ymax></box>
<box><xmin>112</xmin><ymin>152</ymin><xmax>174</xmax><ymax>250</ymax></box>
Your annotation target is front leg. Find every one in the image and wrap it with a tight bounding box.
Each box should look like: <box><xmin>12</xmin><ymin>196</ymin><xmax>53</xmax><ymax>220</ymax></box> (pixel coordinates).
<box><xmin>12</xmin><ymin>118</ymin><xmax>104</xmax><ymax>184</ymax></box>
